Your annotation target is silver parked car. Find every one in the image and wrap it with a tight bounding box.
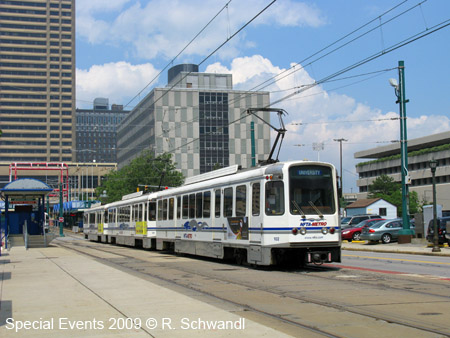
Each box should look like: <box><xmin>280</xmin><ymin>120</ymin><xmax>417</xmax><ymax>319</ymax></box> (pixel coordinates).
<box><xmin>360</xmin><ymin>218</ymin><xmax>413</xmax><ymax>244</ymax></box>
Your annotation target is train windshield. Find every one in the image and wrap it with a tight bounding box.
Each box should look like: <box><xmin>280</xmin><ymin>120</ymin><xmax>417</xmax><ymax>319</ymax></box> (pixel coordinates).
<box><xmin>289</xmin><ymin>165</ymin><xmax>336</xmax><ymax>215</ymax></box>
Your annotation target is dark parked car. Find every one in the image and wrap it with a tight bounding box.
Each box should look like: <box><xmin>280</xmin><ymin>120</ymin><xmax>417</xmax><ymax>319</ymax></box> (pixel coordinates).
<box><xmin>341</xmin><ymin>214</ymin><xmax>381</xmax><ymax>230</ymax></box>
<box><xmin>427</xmin><ymin>216</ymin><xmax>450</xmax><ymax>245</ymax></box>
<box><xmin>341</xmin><ymin>218</ymin><xmax>385</xmax><ymax>241</ymax></box>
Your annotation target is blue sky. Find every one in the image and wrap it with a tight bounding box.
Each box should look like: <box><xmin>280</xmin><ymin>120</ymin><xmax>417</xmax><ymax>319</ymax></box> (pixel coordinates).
<box><xmin>75</xmin><ymin>0</ymin><xmax>450</xmax><ymax>193</ymax></box>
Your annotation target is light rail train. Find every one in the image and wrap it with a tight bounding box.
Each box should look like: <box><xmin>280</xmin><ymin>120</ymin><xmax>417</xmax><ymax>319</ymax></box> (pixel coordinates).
<box><xmin>84</xmin><ymin>161</ymin><xmax>341</xmax><ymax>265</ymax></box>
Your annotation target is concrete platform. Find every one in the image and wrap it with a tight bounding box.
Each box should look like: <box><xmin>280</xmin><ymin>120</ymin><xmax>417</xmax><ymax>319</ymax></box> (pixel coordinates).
<box><xmin>0</xmin><ymin>243</ymin><xmax>291</xmax><ymax>337</ymax></box>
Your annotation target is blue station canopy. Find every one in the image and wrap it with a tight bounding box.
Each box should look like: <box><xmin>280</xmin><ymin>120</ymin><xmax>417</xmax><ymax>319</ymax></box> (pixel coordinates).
<box><xmin>1</xmin><ymin>178</ymin><xmax>53</xmax><ymax>200</ymax></box>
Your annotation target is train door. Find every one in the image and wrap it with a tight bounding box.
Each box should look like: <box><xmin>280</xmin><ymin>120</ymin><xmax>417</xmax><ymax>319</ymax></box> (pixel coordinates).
<box><xmin>175</xmin><ymin>196</ymin><xmax>181</xmax><ymax>239</ymax></box>
<box><xmin>250</xmin><ymin>182</ymin><xmax>263</xmax><ymax>243</ymax></box>
<box><xmin>214</xmin><ymin>189</ymin><xmax>223</xmax><ymax>240</ymax></box>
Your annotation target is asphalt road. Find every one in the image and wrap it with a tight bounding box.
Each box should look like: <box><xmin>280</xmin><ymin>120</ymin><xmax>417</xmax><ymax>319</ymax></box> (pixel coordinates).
<box><xmin>337</xmin><ymin>249</ymin><xmax>450</xmax><ymax>278</ymax></box>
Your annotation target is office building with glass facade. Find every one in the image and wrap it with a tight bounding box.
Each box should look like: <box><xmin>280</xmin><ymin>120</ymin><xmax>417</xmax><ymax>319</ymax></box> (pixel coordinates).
<box><xmin>0</xmin><ymin>0</ymin><xmax>75</xmax><ymax>162</ymax></box>
<box><xmin>76</xmin><ymin>99</ymin><xmax>129</xmax><ymax>163</ymax></box>
<box><xmin>117</xmin><ymin>64</ymin><xmax>271</xmax><ymax>177</ymax></box>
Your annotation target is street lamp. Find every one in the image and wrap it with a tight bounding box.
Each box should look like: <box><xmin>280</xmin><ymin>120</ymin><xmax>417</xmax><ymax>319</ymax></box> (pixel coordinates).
<box><xmin>429</xmin><ymin>159</ymin><xmax>440</xmax><ymax>252</ymax></box>
<box><xmin>91</xmin><ymin>159</ymin><xmax>96</xmax><ymax>200</ymax></box>
<box><xmin>334</xmin><ymin>138</ymin><xmax>348</xmax><ymax>192</ymax></box>
<box><xmin>389</xmin><ymin>60</ymin><xmax>413</xmax><ymax>243</ymax></box>
<box><xmin>312</xmin><ymin>142</ymin><xmax>324</xmax><ymax>161</ymax></box>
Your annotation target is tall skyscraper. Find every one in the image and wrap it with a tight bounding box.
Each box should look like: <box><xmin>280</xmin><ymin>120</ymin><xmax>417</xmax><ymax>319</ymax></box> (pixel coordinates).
<box><xmin>0</xmin><ymin>0</ymin><xmax>75</xmax><ymax>162</ymax></box>
<box><xmin>76</xmin><ymin>98</ymin><xmax>130</xmax><ymax>163</ymax></box>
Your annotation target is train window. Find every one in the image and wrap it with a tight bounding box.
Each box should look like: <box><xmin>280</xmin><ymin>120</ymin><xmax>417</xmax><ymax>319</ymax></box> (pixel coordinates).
<box><xmin>196</xmin><ymin>192</ymin><xmax>203</xmax><ymax>218</ymax></box>
<box><xmin>133</xmin><ymin>204</ymin><xmax>139</xmax><ymax>222</ymax></box>
<box><xmin>182</xmin><ymin>195</ymin><xmax>189</xmax><ymax>219</ymax></box>
<box><xmin>252</xmin><ymin>183</ymin><xmax>260</xmax><ymax>216</ymax></box>
<box><xmin>289</xmin><ymin>165</ymin><xmax>335</xmax><ymax>215</ymax></box>
<box><xmin>265</xmin><ymin>181</ymin><xmax>285</xmax><ymax>216</ymax></box>
<box><xmin>119</xmin><ymin>206</ymin><xmax>130</xmax><ymax>222</ymax></box>
<box><xmin>138</xmin><ymin>204</ymin><xmax>143</xmax><ymax>221</ymax></box>
<box><xmin>157</xmin><ymin>200</ymin><xmax>163</xmax><ymax>220</ymax></box>
<box><xmin>215</xmin><ymin>190</ymin><xmax>221</xmax><ymax>218</ymax></box>
<box><xmin>148</xmin><ymin>202</ymin><xmax>156</xmax><ymax>221</ymax></box>
<box><xmin>236</xmin><ymin>185</ymin><xmax>246</xmax><ymax>216</ymax></box>
<box><xmin>223</xmin><ymin>187</ymin><xmax>233</xmax><ymax>217</ymax></box>
<box><xmin>203</xmin><ymin>191</ymin><xmax>211</xmax><ymax>218</ymax></box>
<box><xmin>189</xmin><ymin>194</ymin><xmax>196</xmax><ymax>218</ymax></box>
<box><xmin>125</xmin><ymin>206</ymin><xmax>130</xmax><ymax>222</ymax></box>
<box><xmin>169</xmin><ymin>198</ymin><xmax>174</xmax><ymax>220</ymax></box>
<box><xmin>163</xmin><ymin>199</ymin><xmax>168</xmax><ymax>220</ymax></box>
<box><xmin>177</xmin><ymin>196</ymin><xmax>181</xmax><ymax>219</ymax></box>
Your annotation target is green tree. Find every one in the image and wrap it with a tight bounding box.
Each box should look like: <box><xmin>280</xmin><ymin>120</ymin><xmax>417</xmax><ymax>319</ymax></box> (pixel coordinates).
<box><xmin>368</xmin><ymin>175</ymin><xmax>398</xmax><ymax>196</ymax></box>
<box><xmin>96</xmin><ymin>151</ymin><xmax>184</xmax><ymax>203</ymax></box>
<box><xmin>368</xmin><ymin>174</ymin><xmax>421</xmax><ymax>217</ymax></box>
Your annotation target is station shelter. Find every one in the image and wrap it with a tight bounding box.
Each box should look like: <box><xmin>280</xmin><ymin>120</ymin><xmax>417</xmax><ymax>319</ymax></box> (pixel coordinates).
<box><xmin>1</xmin><ymin>178</ymin><xmax>53</xmax><ymax>242</ymax></box>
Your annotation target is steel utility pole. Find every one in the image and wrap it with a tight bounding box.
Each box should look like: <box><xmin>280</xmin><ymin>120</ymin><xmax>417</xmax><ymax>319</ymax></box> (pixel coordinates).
<box><xmin>334</xmin><ymin>138</ymin><xmax>348</xmax><ymax>192</ymax></box>
<box><xmin>59</xmin><ymin>181</ymin><xmax>64</xmax><ymax>237</ymax></box>
<box><xmin>389</xmin><ymin>60</ymin><xmax>413</xmax><ymax>243</ymax></box>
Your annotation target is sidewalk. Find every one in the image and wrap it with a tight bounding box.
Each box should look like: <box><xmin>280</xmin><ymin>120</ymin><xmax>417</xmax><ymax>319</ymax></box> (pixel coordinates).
<box><xmin>0</xmin><ymin>240</ymin><xmax>291</xmax><ymax>337</ymax></box>
<box><xmin>342</xmin><ymin>239</ymin><xmax>450</xmax><ymax>257</ymax></box>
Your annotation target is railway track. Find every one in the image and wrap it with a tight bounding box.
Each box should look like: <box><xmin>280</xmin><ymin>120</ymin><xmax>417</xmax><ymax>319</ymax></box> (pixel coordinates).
<box><xmin>53</xmin><ymin>237</ymin><xmax>450</xmax><ymax>337</ymax></box>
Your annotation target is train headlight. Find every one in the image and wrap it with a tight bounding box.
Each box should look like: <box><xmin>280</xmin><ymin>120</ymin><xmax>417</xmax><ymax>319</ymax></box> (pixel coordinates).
<box><xmin>300</xmin><ymin>227</ymin><xmax>307</xmax><ymax>235</ymax></box>
<box><xmin>321</xmin><ymin>227</ymin><xmax>328</xmax><ymax>235</ymax></box>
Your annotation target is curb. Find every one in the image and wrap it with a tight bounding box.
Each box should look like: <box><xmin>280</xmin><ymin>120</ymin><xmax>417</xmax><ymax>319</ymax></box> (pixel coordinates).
<box><xmin>342</xmin><ymin>246</ymin><xmax>450</xmax><ymax>257</ymax></box>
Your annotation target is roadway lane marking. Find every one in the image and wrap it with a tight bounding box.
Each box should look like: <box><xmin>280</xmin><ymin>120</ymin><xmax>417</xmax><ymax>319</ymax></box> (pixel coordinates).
<box><xmin>342</xmin><ymin>254</ymin><xmax>450</xmax><ymax>265</ymax></box>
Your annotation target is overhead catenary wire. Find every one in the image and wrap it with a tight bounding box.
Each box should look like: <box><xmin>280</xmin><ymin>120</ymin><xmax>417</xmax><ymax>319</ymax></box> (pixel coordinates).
<box><xmin>290</xmin><ymin>117</ymin><xmax>400</xmax><ymax>126</ymax></box>
<box><xmin>80</xmin><ymin>0</ymin><xmax>426</xmax><ymax>128</ymax></box>
<box><xmin>145</xmin><ymin>1</ymin><xmax>435</xmax><ymax>139</ymax></box>
<box><xmin>151</xmin><ymin>18</ymin><xmax>450</xmax><ymax>159</ymax></box>
<box><xmin>114</xmin><ymin>66</ymin><xmax>396</xmax><ymax>130</ymax></box>
<box><xmin>123</xmin><ymin>0</ymin><xmax>235</xmax><ymax>110</ymax></box>
<box><xmin>244</xmin><ymin>0</ymin><xmax>418</xmax><ymax>94</ymax></box>
<box><xmin>270</xmin><ymin>18</ymin><xmax>450</xmax><ymax>107</ymax></box>
<box><xmin>77</xmin><ymin>1</ymin><xmax>448</xmax><ymax>163</ymax></box>
<box><xmin>109</xmin><ymin>0</ymin><xmax>277</xmax><ymax>145</ymax></box>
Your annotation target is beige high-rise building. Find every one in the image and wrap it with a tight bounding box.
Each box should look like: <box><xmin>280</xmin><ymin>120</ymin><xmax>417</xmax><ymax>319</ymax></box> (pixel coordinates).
<box><xmin>0</xmin><ymin>0</ymin><xmax>75</xmax><ymax>162</ymax></box>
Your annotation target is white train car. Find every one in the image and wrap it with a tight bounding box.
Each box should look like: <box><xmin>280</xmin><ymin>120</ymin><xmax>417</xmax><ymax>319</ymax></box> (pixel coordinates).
<box><xmin>84</xmin><ymin>161</ymin><xmax>341</xmax><ymax>266</ymax></box>
<box><xmin>155</xmin><ymin>162</ymin><xmax>341</xmax><ymax>265</ymax></box>
<box><xmin>100</xmin><ymin>192</ymin><xmax>158</xmax><ymax>248</ymax></box>
<box><xmin>84</xmin><ymin>203</ymin><xmax>107</xmax><ymax>241</ymax></box>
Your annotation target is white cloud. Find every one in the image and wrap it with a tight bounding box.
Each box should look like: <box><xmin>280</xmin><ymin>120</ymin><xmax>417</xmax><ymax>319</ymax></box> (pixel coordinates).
<box><xmin>76</xmin><ymin>0</ymin><xmax>326</xmax><ymax>60</ymax></box>
<box><xmin>257</xmin><ymin>1</ymin><xmax>326</xmax><ymax>27</ymax></box>
<box><xmin>205</xmin><ymin>55</ymin><xmax>450</xmax><ymax>192</ymax></box>
<box><xmin>76</xmin><ymin>62</ymin><xmax>160</xmax><ymax>109</ymax></box>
